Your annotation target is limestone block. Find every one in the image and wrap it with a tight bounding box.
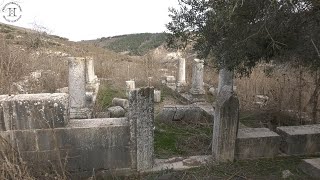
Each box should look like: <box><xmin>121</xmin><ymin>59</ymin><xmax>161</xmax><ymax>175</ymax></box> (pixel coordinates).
<box><xmin>112</xmin><ymin>98</ymin><xmax>129</xmax><ymax>110</ymax></box>
<box><xmin>0</xmin><ymin>93</ymin><xmax>68</xmax><ymax>130</ymax></box>
<box><xmin>235</xmin><ymin>128</ymin><xmax>280</xmax><ymax>159</ymax></box>
<box><xmin>108</xmin><ymin>106</ymin><xmax>126</xmax><ymax>118</ymax></box>
<box><xmin>277</xmin><ymin>124</ymin><xmax>320</xmax><ymax>155</ymax></box>
<box><xmin>299</xmin><ymin>158</ymin><xmax>320</xmax><ymax>178</ymax></box>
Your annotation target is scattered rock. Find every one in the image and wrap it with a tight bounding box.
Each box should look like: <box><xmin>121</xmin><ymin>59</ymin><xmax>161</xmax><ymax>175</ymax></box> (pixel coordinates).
<box><xmin>112</xmin><ymin>98</ymin><xmax>129</xmax><ymax>109</ymax></box>
<box><xmin>107</xmin><ymin>106</ymin><xmax>126</xmax><ymax>118</ymax></box>
<box><xmin>282</xmin><ymin>170</ymin><xmax>294</xmax><ymax>179</ymax></box>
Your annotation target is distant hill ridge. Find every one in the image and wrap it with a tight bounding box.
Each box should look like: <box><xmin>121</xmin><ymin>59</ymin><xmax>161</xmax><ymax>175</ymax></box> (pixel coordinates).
<box><xmin>83</xmin><ymin>33</ymin><xmax>167</xmax><ymax>56</ymax></box>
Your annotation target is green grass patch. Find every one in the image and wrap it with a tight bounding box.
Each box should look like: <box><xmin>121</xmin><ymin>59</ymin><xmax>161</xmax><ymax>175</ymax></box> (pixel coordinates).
<box><xmin>138</xmin><ymin>156</ymin><xmax>316</xmax><ymax>180</ymax></box>
<box><xmin>154</xmin><ymin>122</ymin><xmax>212</xmax><ymax>158</ymax></box>
<box><xmin>96</xmin><ymin>85</ymin><xmax>126</xmax><ymax>109</ymax></box>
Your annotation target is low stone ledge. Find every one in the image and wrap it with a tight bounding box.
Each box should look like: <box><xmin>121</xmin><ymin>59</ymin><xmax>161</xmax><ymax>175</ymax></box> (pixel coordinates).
<box><xmin>277</xmin><ymin>124</ymin><xmax>320</xmax><ymax>155</ymax></box>
<box><xmin>299</xmin><ymin>158</ymin><xmax>320</xmax><ymax>178</ymax></box>
<box><xmin>66</xmin><ymin>118</ymin><xmax>128</xmax><ymax>128</ymax></box>
<box><xmin>235</xmin><ymin>128</ymin><xmax>280</xmax><ymax>159</ymax></box>
<box><xmin>0</xmin><ymin>125</ymin><xmax>131</xmax><ymax>172</ymax></box>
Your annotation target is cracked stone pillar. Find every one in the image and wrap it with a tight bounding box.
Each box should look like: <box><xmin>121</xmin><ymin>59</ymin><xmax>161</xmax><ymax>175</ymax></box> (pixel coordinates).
<box><xmin>68</xmin><ymin>57</ymin><xmax>90</xmax><ymax>119</ymax></box>
<box><xmin>212</xmin><ymin>86</ymin><xmax>239</xmax><ymax>162</ymax></box>
<box><xmin>217</xmin><ymin>68</ymin><xmax>234</xmax><ymax>93</ymax></box>
<box><xmin>128</xmin><ymin>87</ymin><xmax>154</xmax><ymax>171</ymax></box>
<box><xmin>177</xmin><ymin>58</ymin><xmax>186</xmax><ymax>86</ymax></box>
<box><xmin>85</xmin><ymin>57</ymin><xmax>98</xmax><ymax>84</ymax></box>
<box><xmin>190</xmin><ymin>59</ymin><xmax>205</xmax><ymax>95</ymax></box>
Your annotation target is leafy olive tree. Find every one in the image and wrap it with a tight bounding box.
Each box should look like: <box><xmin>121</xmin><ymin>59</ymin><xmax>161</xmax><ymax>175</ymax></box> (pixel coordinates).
<box><xmin>166</xmin><ymin>0</ymin><xmax>320</xmax><ymax>75</ymax></box>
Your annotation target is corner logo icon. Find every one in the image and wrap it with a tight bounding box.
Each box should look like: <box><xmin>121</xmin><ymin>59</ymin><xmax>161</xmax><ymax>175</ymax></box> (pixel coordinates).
<box><xmin>2</xmin><ymin>2</ymin><xmax>22</xmax><ymax>22</ymax></box>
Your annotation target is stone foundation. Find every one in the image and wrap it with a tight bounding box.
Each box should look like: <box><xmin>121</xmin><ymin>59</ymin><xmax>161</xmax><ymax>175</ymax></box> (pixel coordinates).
<box><xmin>235</xmin><ymin>128</ymin><xmax>280</xmax><ymax>159</ymax></box>
<box><xmin>277</xmin><ymin>124</ymin><xmax>320</xmax><ymax>155</ymax></box>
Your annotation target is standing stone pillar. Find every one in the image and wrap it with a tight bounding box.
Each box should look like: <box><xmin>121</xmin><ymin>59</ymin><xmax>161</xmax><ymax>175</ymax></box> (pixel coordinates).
<box><xmin>189</xmin><ymin>59</ymin><xmax>205</xmax><ymax>95</ymax></box>
<box><xmin>68</xmin><ymin>57</ymin><xmax>90</xmax><ymax>119</ymax></box>
<box><xmin>128</xmin><ymin>87</ymin><xmax>154</xmax><ymax>171</ymax></box>
<box><xmin>212</xmin><ymin>86</ymin><xmax>239</xmax><ymax>162</ymax></box>
<box><xmin>177</xmin><ymin>58</ymin><xmax>186</xmax><ymax>86</ymax></box>
<box><xmin>217</xmin><ymin>68</ymin><xmax>234</xmax><ymax>93</ymax></box>
<box><xmin>126</xmin><ymin>80</ymin><xmax>135</xmax><ymax>97</ymax></box>
<box><xmin>85</xmin><ymin>57</ymin><xmax>98</xmax><ymax>84</ymax></box>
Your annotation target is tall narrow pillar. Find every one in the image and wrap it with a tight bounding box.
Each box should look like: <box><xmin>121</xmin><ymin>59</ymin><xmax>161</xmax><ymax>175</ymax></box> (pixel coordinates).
<box><xmin>177</xmin><ymin>58</ymin><xmax>186</xmax><ymax>86</ymax></box>
<box><xmin>85</xmin><ymin>57</ymin><xmax>98</xmax><ymax>84</ymax></box>
<box><xmin>212</xmin><ymin>86</ymin><xmax>239</xmax><ymax>162</ymax></box>
<box><xmin>126</xmin><ymin>80</ymin><xmax>135</xmax><ymax>97</ymax></box>
<box><xmin>189</xmin><ymin>59</ymin><xmax>205</xmax><ymax>95</ymax></box>
<box><xmin>68</xmin><ymin>57</ymin><xmax>90</xmax><ymax>119</ymax></box>
<box><xmin>128</xmin><ymin>87</ymin><xmax>154</xmax><ymax>171</ymax></box>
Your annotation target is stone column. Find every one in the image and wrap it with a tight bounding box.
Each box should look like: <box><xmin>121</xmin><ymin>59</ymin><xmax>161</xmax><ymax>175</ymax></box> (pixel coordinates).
<box><xmin>154</xmin><ymin>90</ymin><xmax>161</xmax><ymax>103</ymax></box>
<box><xmin>126</xmin><ymin>80</ymin><xmax>135</xmax><ymax>97</ymax></box>
<box><xmin>189</xmin><ymin>59</ymin><xmax>205</xmax><ymax>95</ymax></box>
<box><xmin>85</xmin><ymin>57</ymin><xmax>97</xmax><ymax>84</ymax></box>
<box><xmin>217</xmin><ymin>68</ymin><xmax>234</xmax><ymax>93</ymax></box>
<box><xmin>128</xmin><ymin>87</ymin><xmax>154</xmax><ymax>171</ymax></box>
<box><xmin>68</xmin><ymin>57</ymin><xmax>90</xmax><ymax>119</ymax></box>
<box><xmin>212</xmin><ymin>86</ymin><xmax>239</xmax><ymax>162</ymax></box>
<box><xmin>177</xmin><ymin>58</ymin><xmax>186</xmax><ymax>86</ymax></box>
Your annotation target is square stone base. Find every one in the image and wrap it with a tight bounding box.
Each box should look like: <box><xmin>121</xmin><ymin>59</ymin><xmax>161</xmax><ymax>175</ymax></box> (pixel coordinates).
<box><xmin>235</xmin><ymin>128</ymin><xmax>280</xmax><ymax>159</ymax></box>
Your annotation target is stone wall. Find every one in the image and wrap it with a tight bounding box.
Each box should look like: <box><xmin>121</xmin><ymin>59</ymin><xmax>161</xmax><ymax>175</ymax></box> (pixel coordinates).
<box><xmin>0</xmin><ymin>93</ymin><xmax>68</xmax><ymax>130</ymax></box>
<box><xmin>0</xmin><ymin>118</ymin><xmax>131</xmax><ymax>176</ymax></box>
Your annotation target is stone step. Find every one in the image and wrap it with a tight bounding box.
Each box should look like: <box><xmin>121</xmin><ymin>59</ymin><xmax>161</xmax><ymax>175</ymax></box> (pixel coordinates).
<box><xmin>299</xmin><ymin>158</ymin><xmax>320</xmax><ymax>178</ymax></box>
<box><xmin>277</xmin><ymin>124</ymin><xmax>320</xmax><ymax>155</ymax></box>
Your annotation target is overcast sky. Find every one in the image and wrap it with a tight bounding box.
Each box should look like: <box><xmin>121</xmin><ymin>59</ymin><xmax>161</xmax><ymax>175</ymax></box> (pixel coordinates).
<box><xmin>0</xmin><ymin>0</ymin><xmax>179</xmax><ymax>41</ymax></box>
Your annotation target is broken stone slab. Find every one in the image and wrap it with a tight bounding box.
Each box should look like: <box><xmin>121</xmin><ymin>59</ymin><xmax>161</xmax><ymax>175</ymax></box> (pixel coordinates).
<box><xmin>0</xmin><ymin>93</ymin><xmax>68</xmax><ymax>131</ymax></box>
<box><xmin>235</xmin><ymin>128</ymin><xmax>280</xmax><ymax>159</ymax></box>
<box><xmin>277</xmin><ymin>124</ymin><xmax>320</xmax><ymax>155</ymax></box>
<box><xmin>299</xmin><ymin>158</ymin><xmax>320</xmax><ymax>178</ymax></box>
<box><xmin>108</xmin><ymin>106</ymin><xmax>126</xmax><ymax>118</ymax></box>
<box><xmin>112</xmin><ymin>98</ymin><xmax>129</xmax><ymax>110</ymax></box>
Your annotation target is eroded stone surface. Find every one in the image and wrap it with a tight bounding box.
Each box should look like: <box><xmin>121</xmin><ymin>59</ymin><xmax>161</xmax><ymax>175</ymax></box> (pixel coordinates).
<box><xmin>0</xmin><ymin>93</ymin><xmax>68</xmax><ymax>130</ymax></box>
<box><xmin>299</xmin><ymin>158</ymin><xmax>320</xmax><ymax>178</ymax></box>
<box><xmin>128</xmin><ymin>87</ymin><xmax>154</xmax><ymax>171</ymax></box>
<box><xmin>277</xmin><ymin>124</ymin><xmax>320</xmax><ymax>155</ymax></box>
<box><xmin>236</xmin><ymin>128</ymin><xmax>280</xmax><ymax>159</ymax></box>
<box><xmin>190</xmin><ymin>59</ymin><xmax>205</xmax><ymax>95</ymax></box>
<box><xmin>212</xmin><ymin>87</ymin><xmax>239</xmax><ymax>162</ymax></box>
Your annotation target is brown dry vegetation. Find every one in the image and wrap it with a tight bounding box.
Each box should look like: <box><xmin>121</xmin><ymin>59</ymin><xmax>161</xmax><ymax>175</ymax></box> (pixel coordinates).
<box><xmin>0</xmin><ymin>23</ymin><xmax>319</xmax><ymax>178</ymax></box>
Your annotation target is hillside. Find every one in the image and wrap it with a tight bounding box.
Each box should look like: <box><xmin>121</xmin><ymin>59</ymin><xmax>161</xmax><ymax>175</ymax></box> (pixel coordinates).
<box><xmin>82</xmin><ymin>33</ymin><xmax>167</xmax><ymax>56</ymax></box>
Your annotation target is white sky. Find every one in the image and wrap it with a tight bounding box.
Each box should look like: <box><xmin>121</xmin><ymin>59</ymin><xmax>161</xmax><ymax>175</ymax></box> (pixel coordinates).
<box><xmin>0</xmin><ymin>0</ymin><xmax>179</xmax><ymax>41</ymax></box>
